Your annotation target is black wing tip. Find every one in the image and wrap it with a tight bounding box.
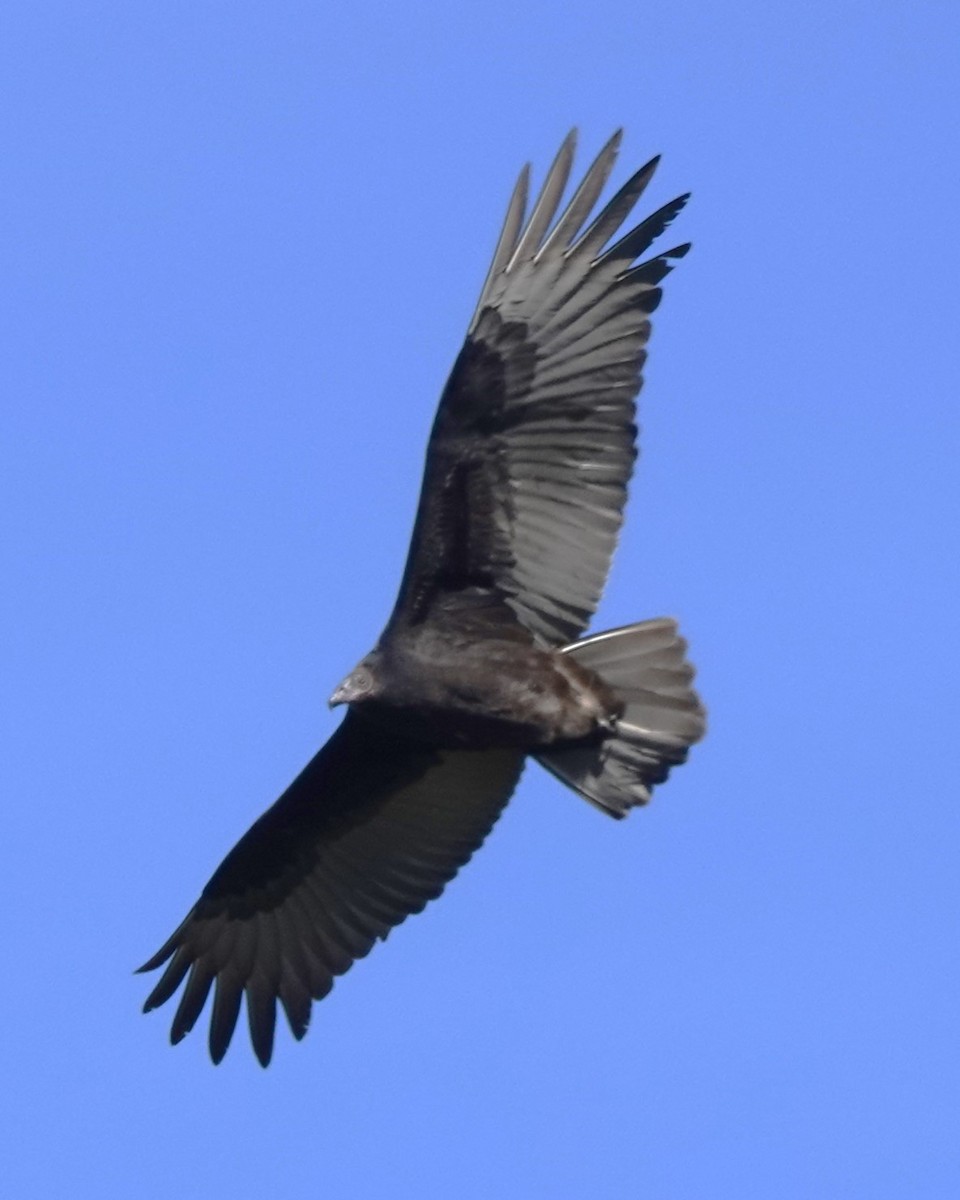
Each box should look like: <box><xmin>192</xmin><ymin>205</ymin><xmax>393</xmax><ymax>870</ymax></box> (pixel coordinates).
<box><xmin>135</xmin><ymin>946</ymin><xmax>172</xmax><ymax>975</ymax></box>
<box><xmin>247</xmin><ymin>992</ymin><xmax>279</xmax><ymax>1067</ymax></box>
<box><xmin>252</xmin><ymin>1031</ymin><xmax>275</xmax><ymax>1068</ymax></box>
<box><xmin>141</xmin><ymin>971</ymin><xmax>183</xmax><ymax>1014</ymax></box>
<box><xmin>209</xmin><ymin>1010</ymin><xmax>239</xmax><ymax>1064</ymax></box>
<box><xmin>613</xmin><ymin>155</ymin><xmax>660</xmax><ymax>204</ymax></box>
<box><xmin>154</xmin><ymin>1001</ymin><xmax>277</xmax><ymax>1068</ymax></box>
<box><xmin>633</xmin><ymin>154</ymin><xmax>662</xmax><ymax>186</ymax></box>
<box><xmin>283</xmin><ymin>1003</ymin><xmax>312</xmax><ymax>1042</ymax></box>
<box><xmin>602</xmin><ymin>127</ymin><xmax>624</xmax><ymax>154</ymax></box>
<box><xmin>654</xmin><ymin>194</ymin><xmax>691</xmax><ymax>226</ymax></box>
<box><xmin>622</xmin><ymin>241</ymin><xmax>693</xmax><ymax>286</ymax></box>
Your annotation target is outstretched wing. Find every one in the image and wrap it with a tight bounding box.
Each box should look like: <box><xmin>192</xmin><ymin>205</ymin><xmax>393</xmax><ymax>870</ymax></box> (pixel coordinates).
<box><xmin>139</xmin><ymin>713</ymin><xmax>524</xmax><ymax>1066</ymax></box>
<box><xmin>390</xmin><ymin>130</ymin><xmax>690</xmax><ymax>645</ymax></box>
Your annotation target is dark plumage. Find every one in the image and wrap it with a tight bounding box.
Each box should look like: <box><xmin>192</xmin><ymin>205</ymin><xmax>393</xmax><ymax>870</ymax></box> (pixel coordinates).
<box><xmin>139</xmin><ymin>130</ymin><xmax>706</xmax><ymax>1066</ymax></box>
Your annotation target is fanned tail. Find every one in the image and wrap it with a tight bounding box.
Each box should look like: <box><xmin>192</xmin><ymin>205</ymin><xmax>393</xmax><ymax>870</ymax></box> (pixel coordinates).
<box><xmin>536</xmin><ymin>618</ymin><xmax>705</xmax><ymax>818</ymax></box>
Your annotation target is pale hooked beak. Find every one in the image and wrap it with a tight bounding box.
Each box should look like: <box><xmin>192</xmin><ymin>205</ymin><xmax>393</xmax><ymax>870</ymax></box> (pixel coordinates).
<box><xmin>328</xmin><ymin>683</ymin><xmax>350</xmax><ymax>710</ymax></box>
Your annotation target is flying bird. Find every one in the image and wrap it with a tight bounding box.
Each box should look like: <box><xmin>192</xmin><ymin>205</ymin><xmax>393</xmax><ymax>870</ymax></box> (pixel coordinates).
<box><xmin>139</xmin><ymin>130</ymin><xmax>705</xmax><ymax>1066</ymax></box>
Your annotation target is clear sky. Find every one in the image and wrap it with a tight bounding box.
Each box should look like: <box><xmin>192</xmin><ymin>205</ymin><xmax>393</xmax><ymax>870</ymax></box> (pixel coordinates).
<box><xmin>3</xmin><ymin>3</ymin><xmax>958</xmax><ymax>1197</ymax></box>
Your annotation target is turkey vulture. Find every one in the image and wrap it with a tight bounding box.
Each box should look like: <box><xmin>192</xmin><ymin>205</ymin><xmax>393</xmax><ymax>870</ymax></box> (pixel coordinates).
<box><xmin>139</xmin><ymin>130</ymin><xmax>705</xmax><ymax>1066</ymax></box>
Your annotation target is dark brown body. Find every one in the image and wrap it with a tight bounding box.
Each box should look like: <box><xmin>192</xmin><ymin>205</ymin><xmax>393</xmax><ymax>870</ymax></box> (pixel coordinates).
<box><xmin>336</xmin><ymin>590</ymin><xmax>621</xmax><ymax>749</ymax></box>
<box><xmin>354</xmin><ymin>632</ymin><xmax>622</xmax><ymax>750</ymax></box>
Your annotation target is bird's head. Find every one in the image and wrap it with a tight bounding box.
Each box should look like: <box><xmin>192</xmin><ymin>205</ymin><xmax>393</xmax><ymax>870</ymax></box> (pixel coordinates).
<box><xmin>328</xmin><ymin>653</ymin><xmax>384</xmax><ymax>709</ymax></box>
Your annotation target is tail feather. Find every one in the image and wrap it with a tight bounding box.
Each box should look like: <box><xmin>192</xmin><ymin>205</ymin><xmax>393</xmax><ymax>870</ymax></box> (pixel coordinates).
<box><xmin>536</xmin><ymin>618</ymin><xmax>705</xmax><ymax>818</ymax></box>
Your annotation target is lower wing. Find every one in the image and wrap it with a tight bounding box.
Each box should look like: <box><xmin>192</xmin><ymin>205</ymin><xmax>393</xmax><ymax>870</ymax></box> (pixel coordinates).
<box><xmin>139</xmin><ymin>712</ymin><xmax>525</xmax><ymax>1065</ymax></box>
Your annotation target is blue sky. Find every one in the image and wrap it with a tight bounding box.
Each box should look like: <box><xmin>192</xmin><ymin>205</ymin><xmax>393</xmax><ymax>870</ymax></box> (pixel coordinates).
<box><xmin>3</xmin><ymin>3</ymin><xmax>958</xmax><ymax>1197</ymax></box>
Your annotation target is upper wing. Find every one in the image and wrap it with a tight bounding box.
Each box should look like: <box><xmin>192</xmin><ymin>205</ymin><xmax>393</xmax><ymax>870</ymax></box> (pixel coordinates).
<box><xmin>139</xmin><ymin>713</ymin><xmax>524</xmax><ymax>1066</ymax></box>
<box><xmin>390</xmin><ymin>130</ymin><xmax>690</xmax><ymax>645</ymax></box>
